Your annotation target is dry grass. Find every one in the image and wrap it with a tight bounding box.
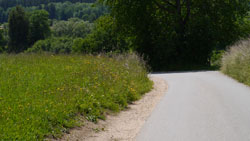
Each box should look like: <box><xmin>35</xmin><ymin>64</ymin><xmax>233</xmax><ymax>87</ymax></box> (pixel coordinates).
<box><xmin>221</xmin><ymin>38</ymin><xmax>250</xmax><ymax>86</ymax></box>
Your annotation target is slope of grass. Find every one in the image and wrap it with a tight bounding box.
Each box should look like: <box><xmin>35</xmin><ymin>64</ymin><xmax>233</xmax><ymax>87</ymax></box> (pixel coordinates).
<box><xmin>0</xmin><ymin>53</ymin><xmax>153</xmax><ymax>140</ymax></box>
<box><xmin>221</xmin><ymin>38</ymin><xmax>250</xmax><ymax>86</ymax></box>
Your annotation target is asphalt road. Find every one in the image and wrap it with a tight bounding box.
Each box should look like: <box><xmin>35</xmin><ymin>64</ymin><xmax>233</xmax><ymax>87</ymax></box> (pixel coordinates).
<box><xmin>136</xmin><ymin>71</ymin><xmax>250</xmax><ymax>141</ymax></box>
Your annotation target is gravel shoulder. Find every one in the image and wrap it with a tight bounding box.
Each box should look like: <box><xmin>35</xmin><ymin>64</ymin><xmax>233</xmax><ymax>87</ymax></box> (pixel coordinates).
<box><xmin>58</xmin><ymin>76</ymin><xmax>168</xmax><ymax>141</ymax></box>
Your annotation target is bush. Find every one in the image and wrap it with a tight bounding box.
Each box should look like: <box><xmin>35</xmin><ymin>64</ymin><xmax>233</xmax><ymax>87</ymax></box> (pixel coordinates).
<box><xmin>221</xmin><ymin>38</ymin><xmax>250</xmax><ymax>86</ymax></box>
<box><xmin>52</xmin><ymin>18</ymin><xmax>93</xmax><ymax>38</ymax></box>
<box><xmin>0</xmin><ymin>29</ymin><xmax>6</xmax><ymax>53</ymax></box>
<box><xmin>210</xmin><ymin>50</ymin><xmax>225</xmax><ymax>68</ymax></box>
<box><xmin>0</xmin><ymin>45</ymin><xmax>4</xmax><ymax>53</ymax></box>
<box><xmin>72</xmin><ymin>38</ymin><xmax>89</xmax><ymax>53</ymax></box>
<box><xmin>27</xmin><ymin>37</ymin><xmax>73</xmax><ymax>53</ymax></box>
<box><xmin>73</xmin><ymin>16</ymin><xmax>131</xmax><ymax>53</ymax></box>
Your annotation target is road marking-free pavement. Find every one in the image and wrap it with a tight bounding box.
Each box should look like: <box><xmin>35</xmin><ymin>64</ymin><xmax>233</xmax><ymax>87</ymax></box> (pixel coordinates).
<box><xmin>137</xmin><ymin>71</ymin><xmax>250</xmax><ymax>141</ymax></box>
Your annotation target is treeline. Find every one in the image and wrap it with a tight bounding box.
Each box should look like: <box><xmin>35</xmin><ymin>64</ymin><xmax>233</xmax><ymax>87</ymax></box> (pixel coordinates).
<box><xmin>0</xmin><ymin>6</ymin><xmax>125</xmax><ymax>54</ymax></box>
<box><xmin>26</xmin><ymin>15</ymin><xmax>129</xmax><ymax>54</ymax></box>
<box><xmin>0</xmin><ymin>0</ymin><xmax>95</xmax><ymax>9</ymax></box>
<box><xmin>0</xmin><ymin>2</ymin><xmax>108</xmax><ymax>23</ymax></box>
<box><xmin>1</xmin><ymin>1</ymin><xmax>250</xmax><ymax>71</ymax></box>
<box><xmin>101</xmin><ymin>0</ymin><xmax>250</xmax><ymax>70</ymax></box>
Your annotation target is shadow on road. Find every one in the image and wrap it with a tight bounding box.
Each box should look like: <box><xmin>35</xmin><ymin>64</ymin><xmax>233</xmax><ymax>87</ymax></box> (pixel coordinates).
<box><xmin>151</xmin><ymin>70</ymin><xmax>218</xmax><ymax>74</ymax></box>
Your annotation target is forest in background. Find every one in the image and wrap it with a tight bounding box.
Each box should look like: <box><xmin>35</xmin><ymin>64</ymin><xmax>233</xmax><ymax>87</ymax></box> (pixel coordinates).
<box><xmin>0</xmin><ymin>0</ymin><xmax>107</xmax><ymax>23</ymax></box>
<box><xmin>0</xmin><ymin>0</ymin><xmax>250</xmax><ymax>71</ymax></box>
<box><xmin>1</xmin><ymin>1</ymin><xmax>250</xmax><ymax>140</ymax></box>
<box><xmin>0</xmin><ymin>0</ymin><xmax>95</xmax><ymax>9</ymax></box>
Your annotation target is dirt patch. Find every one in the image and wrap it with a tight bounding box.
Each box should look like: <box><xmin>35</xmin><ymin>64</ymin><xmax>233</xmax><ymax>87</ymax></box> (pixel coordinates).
<box><xmin>58</xmin><ymin>76</ymin><xmax>168</xmax><ymax>141</ymax></box>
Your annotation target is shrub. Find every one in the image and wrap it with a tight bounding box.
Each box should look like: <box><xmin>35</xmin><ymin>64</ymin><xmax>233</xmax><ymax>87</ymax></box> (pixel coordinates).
<box><xmin>73</xmin><ymin>16</ymin><xmax>131</xmax><ymax>53</ymax></box>
<box><xmin>210</xmin><ymin>50</ymin><xmax>225</xmax><ymax>68</ymax></box>
<box><xmin>26</xmin><ymin>39</ymin><xmax>51</xmax><ymax>53</ymax></box>
<box><xmin>0</xmin><ymin>29</ymin><xmax>7</xmax><ymax>53</ymax></box>
<box><xmin>72</xmin><ymin>38</ymin><xmax>88</xmax><ymax>53</ymax></box>
<box><xmin>27</xmin><ymin>37</ymin><xmax>73</xmax><ymax>53</ymax></box>
<box><xmin>221</xmin><ymin>38</ymin><xmax>250</xmax><ymax>86</ymax></box>
<box><xmin>52</xmin><ymin>18</ymin><xmax>93</xmax><ymax>38</ymax></box>
<box><xmin>0</xmin><ymin>45</ymin><xmax>4</xmax><ymax>53</ymax></box>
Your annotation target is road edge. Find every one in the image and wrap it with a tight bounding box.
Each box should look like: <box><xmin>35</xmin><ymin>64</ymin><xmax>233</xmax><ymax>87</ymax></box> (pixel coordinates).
<box><xmin>58</xmin><ymin>76</ymin><xmax>168</xmax><ymax>141</ymax></box>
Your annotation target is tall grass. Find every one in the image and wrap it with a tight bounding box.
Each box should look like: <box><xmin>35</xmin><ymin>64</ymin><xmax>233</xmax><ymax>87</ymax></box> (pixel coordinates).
<box><xmin>221</xmin><ymin>38</ymin><xmax>250</xmax><ymax>86</ymax></box>
<box><xmin>0</xmin><ymin>53</ymin><xmax>153</xmax><ymax>140</ymax></box>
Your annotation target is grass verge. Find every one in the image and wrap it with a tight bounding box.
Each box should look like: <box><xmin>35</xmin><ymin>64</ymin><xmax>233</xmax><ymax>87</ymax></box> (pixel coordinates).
<box><xmin>221</xmin><ymin>38</ymin><xmax>250</xmax><ymax>86</ymax></box>
<box><xmin>0</xmin><ymin>53</ymin><xmax>153</xmax><ymax>140</ymax></box>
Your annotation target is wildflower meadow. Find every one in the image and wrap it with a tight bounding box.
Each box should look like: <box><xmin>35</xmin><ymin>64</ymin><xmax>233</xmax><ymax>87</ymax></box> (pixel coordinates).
<box><xmin>0</xmin><ymin>53</ymin><xmax>153</xmax><ymax>140</ymax></box>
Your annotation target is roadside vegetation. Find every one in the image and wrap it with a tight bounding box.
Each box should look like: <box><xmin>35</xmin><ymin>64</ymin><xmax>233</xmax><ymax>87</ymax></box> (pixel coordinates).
<box><xmin>0</xmin><ymin>54</ymin><xmax>153</xmax><ymax>140</ymax></box>
<box><xmin>1</xmin><ymin>1</ymin><xmax>250</xmax><ymax>71</ymax></box>
<box><xmin>221</xmin><ymin>38</ymin><xmax>250</xmax><ymax>86</ymax></box>
<box><xmin>0</xmin><ymin>0</ymin><xmax>249</xmax><ymax>139</ymax></box>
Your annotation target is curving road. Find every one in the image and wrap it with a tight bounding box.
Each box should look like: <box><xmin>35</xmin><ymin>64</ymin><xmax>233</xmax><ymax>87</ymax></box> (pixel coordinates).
<box><xmin>137</xmin><ymin>71</ymin><xmax>250</xmax><ymax>141</ymax></box>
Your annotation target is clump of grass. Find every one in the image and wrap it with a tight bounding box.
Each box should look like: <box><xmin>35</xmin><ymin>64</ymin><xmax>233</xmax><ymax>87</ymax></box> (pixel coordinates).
<box><xmin>0</xmin><ymin>53</ymin><xmax>153</xmax><ymax>140</ymax></box>
<box><xmin>221</xmin><ymin>38</ymin><xmax>250</xmax><ymax>86</ymax></box>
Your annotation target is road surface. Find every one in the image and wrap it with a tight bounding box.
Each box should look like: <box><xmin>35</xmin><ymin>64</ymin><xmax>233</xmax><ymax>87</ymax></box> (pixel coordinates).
<box><xmin>137</xmin><ymin>71</ymin><xmax>250</xmax><ymax>141</ymax></box>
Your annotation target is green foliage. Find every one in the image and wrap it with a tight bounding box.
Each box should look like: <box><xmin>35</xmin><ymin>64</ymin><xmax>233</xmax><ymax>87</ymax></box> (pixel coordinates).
<box><xmin>0</xmin><ymin>29</ymin><xmax>6</xmax><ymax>52</ymax></box>
<box><xmin>221</xmin><ymin>38</ymin><xmax>250</xmax><ymax>86</ymax></box>
<box><xmin>26</xmin><ymin>39</ymin><xmax>51</xmax><ymax>53</ymax></box>
<box><xmin>0</xmin><ymin>54</ymin><xmax>152</xmax><ymax>140</ymax></box>
<box><xmin>0</xmin><ymin>0</ymin><xmax>96</xmax><ymax>9</ymax></box>
<box><xmin>8</xmin><ymin>6</ymin><xmax>29</xmax><ymax>53</ymax></box>
<box><xmin>237</xmin><ymin>12</ymin><xmax>250</xmax><ymax>38</ymax></box>
<box><xmin>52</xmin><ymin>2</ymin><xmax>107</xmax><ymax>22</ymax></box>
<box><xmin>210</xmin><ymin>50</ymin><xmax>225</xmax><ymax>68</ymax></box>
<box><xmin>72</xmin><ymin>38</ymin><xmax>86</xmax><ymax>53</ymax></box>
<box><xmin>27</xmin><ymin>37</ymin><xmax>73</xmax><ymax>54</ymax></box>
<box><xmin>0</xmin><ymin>1</ymin><xmax>108</xmax><ymax>23</ymax></box>
<box><xmin>73</xmin><ymin>15</ymin><xmax>131</xmax><ymax>53</ymax></box>
<box><xmin>52</xmin><ymin>18</ymin><xmax>93</xmax><ymax>38</ymax></box>
<box><xmin>29</xmin><ymin>10</ymin><xmax>51</xmax><ymax>45</ymax></box>
<box><xmin>45</xmin><ymin>3</ymin><xmax>56</xmax><ymax>19</ymax></box>
<box><xmin>0</xmin><ymin>7</ymin><xmax>8</xmax><ymax>23</ymax></box>
<box><xmin>102</xmin><ymin>0</ymin><xmax>250</xmax><ymax>70</ymax></box>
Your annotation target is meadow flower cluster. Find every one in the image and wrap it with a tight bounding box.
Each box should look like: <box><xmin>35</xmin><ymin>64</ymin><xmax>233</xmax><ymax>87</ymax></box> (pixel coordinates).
<box><xmin>0</xmin><ymin>54</ymin><xmax>153</xmax><ymax>140</ymax></box>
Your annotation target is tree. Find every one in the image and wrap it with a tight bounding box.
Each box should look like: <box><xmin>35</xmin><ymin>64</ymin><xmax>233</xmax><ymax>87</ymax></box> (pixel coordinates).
<box><xmin>88</xmin><ymin>15</ymin><xmax>129</xmax><ymax>52</ymax></box>
<box><xmin>29</xmin><ymin>10</ymin><xmax>51</xmax><ymax>45</ymax></box>
<box><xmin>8</xmin><ymin>6</ymin><xmax>29</xmax><ymax>53</ymax></box>
<box><xmin>27</xmin><ymin>37</ymin><xmax>73</xmax><ymax>54</ymax></box>
<box><xmin>0</xmin><ymin>29</ymin><xmax>6</xmax><ymax>52</ymax></box>
<box><xmin>73</xmin><ymin>16</ymin><xmax>130</xmax><ymax>53</ymax></box>
<box><xmin>102</xmin><ymin>0</ymin><xmax>250</xmax><ymax>70</ymax></box>
<box><xmin>45</xmin><ymin>3</ymin><xmax>56</xmax><ymax>19</ymax></box>
<box><xmin>52</xmin><ymin>18</ymin><xmax>93</xmax><ymax>38</ymax></box>
<box><xmin>0</xmin><ymin>0</ymin><xmax>96</xmax><ymax>10</ymax></box>
<box><xmin>0</xmin><ymin>1</ymin><xmax>108</xmax><ymax>23</ymax></box>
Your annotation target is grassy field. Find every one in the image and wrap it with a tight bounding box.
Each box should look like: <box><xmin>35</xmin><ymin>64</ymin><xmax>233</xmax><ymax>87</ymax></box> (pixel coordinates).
<box><xmin>0</xmin><ymin>53</ymin><xmax>153</xmax><ymax>140</ymax></box>
<box><xmin>221</xmin><ymin>38</ymin><xmax>250</xmax><ymax>86</ymax></box>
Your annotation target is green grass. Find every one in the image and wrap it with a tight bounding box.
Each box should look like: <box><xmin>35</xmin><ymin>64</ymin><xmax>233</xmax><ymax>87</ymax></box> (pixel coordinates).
<box><xmin>0</xmin><ymin>53</ymin><xmax>153</xmax><ymax>140</ymax></box>
<box><xmin>221</xmin><ymin>38</ymin><xmax>250</xmax><ymax>86</ymax></box>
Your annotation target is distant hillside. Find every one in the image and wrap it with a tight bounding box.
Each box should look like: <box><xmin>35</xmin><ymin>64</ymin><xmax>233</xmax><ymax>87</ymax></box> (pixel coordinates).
<box><xmin>0</xmin><ymin>0</ymin><xmax>96</xmax><ymax>9</ymax></box>
<box><xmin>0</xmin><ymin>0</ymin><xmax>107</xmax><ymax>23</ymax></box>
